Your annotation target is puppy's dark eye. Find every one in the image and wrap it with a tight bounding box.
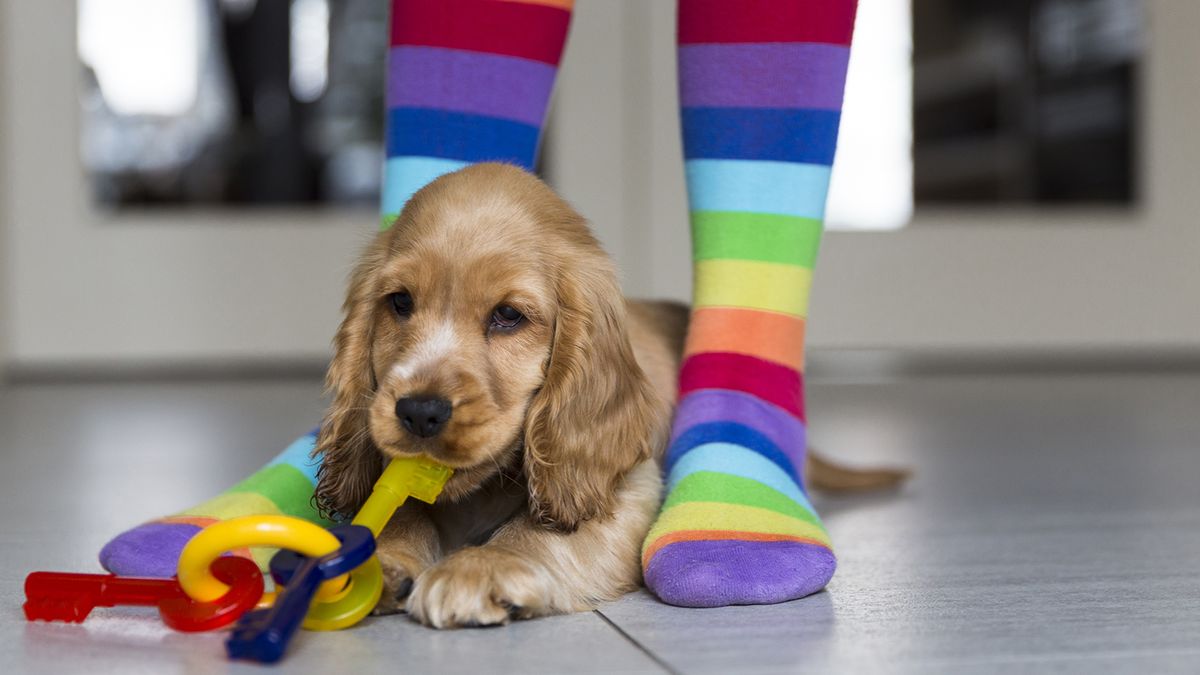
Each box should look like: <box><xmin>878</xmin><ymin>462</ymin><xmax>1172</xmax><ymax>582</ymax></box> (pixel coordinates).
<box><xmin>390</xmin><ymin>291</ymin><xmax>414</xmax><ymax>318</ymax></box>
<box><xmin>490</xmin><ymin>305</ymin><xmax>524</xmax><ymax>330</ymax></box>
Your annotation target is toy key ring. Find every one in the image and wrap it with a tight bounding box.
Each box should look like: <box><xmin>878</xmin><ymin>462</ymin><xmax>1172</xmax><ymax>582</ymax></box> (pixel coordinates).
<box><xmin>230</xmin><ymin>525</ymin><xmax>378</xmax><ymax>661</ymax></box>
<box><xmin>177</xmin><ymin>516</ymin><xmax>347</xmax><ymax>603</ymax></box>
<box><xmin>268</xmin><ymin>535</ymin><xmax>383</xmax><ymax>631</ymax></box>
<box><xmin>286</xmin><ymin>455</ymin><xmax>452</xmax><ymax>630</ymax></box>
<box><xmin>175</xmin><ymin>456</ymin><xmax>452</xmax><ymax>633</ymax></box>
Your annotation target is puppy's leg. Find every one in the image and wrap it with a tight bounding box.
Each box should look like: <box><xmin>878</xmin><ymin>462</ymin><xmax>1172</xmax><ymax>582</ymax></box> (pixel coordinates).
<box><xmin>372</xmin><ymin>504</ymin><xmax>442</xmax><ymax>615</ymax></box>
<box><xmin>407</xmin><ymin>461</ymin><xmax>661</xmax><ymax>628</ymax></box>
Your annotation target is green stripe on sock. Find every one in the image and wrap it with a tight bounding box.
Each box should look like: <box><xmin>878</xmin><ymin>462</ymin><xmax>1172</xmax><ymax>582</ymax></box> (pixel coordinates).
<box><xmin>692</xmin><ymin>211</ymin><xmax>822</xmax><ymax>268</ymax></box>
<box><xmin>227</xmin><ymin>463</ymin><xmax>332</xmax><ymax>524</ymax></box>
<box><xmin>662</xmin><ymin>471</ymin><xmax>822</xmax><ymax>525</ymax></box>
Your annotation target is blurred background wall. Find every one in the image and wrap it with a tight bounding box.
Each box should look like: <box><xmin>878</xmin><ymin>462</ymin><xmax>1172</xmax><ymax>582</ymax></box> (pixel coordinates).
<box><xmin>0</xmin><ymin>0</ymin><xmax>1197</xmax><ymax>375</ymax></box>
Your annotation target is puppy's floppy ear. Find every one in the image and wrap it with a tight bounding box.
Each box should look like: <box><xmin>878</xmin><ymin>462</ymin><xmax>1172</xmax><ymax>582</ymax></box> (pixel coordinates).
<box><xmin>523</xmin><ymin>231</ymin><xmax>666</xmax><ymax>532</ymax></box>
<box><xmin>313</xmin><ymin>233</ymin><xmax>390</xmax><ymax>520</ymax></box>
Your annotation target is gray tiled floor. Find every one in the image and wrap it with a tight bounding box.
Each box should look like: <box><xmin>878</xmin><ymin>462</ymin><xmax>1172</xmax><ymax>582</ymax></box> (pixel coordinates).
<box><xmin>2</xmin><ymin>370</ymin><xmax>1199</xmax><ymax>674</ymax></box>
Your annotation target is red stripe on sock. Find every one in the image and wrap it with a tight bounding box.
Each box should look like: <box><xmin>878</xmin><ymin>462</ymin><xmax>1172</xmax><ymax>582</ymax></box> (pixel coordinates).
<box><xmin>391</xmin><ymin>0</ymin><xmax>572</xmax><ymax>65</ymax></box>
<box><xmin>678</xmin><ymin>0</ymin><xmax>856</xmax><ymax>46</ymax></box>
<box><xmin>679</xmin><ymin>352</ymin><xmax>805</xmax><ymax>421</ymax></box>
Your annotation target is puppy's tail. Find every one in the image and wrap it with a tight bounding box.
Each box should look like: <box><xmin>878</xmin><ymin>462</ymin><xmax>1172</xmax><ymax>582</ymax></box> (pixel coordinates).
<box><xmin>805</xmin><ymin>448</ymin><xmax>911</xmax><ymax>493</ymax></box>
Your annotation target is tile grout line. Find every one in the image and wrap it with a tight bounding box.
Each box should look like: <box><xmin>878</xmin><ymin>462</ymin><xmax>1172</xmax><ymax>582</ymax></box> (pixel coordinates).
<box><xmin>593</xmin><ymin>609</ymin><xmax>682</xmax><ymax>675</ymax></box>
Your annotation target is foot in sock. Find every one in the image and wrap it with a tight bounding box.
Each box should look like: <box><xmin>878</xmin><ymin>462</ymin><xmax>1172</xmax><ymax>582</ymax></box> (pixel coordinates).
<box><xmin>640</xmin><ymin>0</ymin><xmax>858</xmax><ymax>607</ymax></box>
<box><xmin>100</xmin><ymin>431</ymin><xmax>332</xmax><ymax>576</ymax></box>
<box><xmin>99</xmin><ymin>0</ymin><xmax>573</xmax><ymax>577</ymax></box>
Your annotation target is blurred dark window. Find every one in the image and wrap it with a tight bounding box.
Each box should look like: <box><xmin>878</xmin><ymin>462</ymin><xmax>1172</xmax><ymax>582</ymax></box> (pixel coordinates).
<box><xmin>79</xmin><ymin>0</ymin><xmax>1142</xmax><ymax>211</ymax></box>
<box><xmin>79</xmin><ymin>0</ymin><xmax>386</xmax><ymax>207</ymax></box>
<box><xmin>914</xmin><ymin>0</ymin><xmax>1142</xmax><ymax>204</ymax></box>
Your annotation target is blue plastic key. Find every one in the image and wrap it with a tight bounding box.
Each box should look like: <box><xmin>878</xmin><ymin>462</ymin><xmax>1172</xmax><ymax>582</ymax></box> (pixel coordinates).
<box><xmin>226</xmin><ymin>525</ymin><xmax>374</xmax><ymax>663</ymax></box>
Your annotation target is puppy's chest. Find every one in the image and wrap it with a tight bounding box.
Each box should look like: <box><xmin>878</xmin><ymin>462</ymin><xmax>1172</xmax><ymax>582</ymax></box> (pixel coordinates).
<box><xmin>429</xmin><ymin>474</ymin><xmax>529</xmax><ymax>552</ymax></box>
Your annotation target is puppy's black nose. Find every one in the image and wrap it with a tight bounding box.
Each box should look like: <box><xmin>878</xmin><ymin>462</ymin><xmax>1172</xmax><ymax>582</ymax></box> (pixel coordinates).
<box><xmin>395</xmin><ymin>395</ymin><xmax>452</xmax><ymax>438</ymax></box>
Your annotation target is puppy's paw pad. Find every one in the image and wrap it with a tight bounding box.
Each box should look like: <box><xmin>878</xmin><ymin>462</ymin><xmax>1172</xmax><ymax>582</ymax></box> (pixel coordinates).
<box><xmin>371</xmin><ymin>576</ymin><xmax>414</xmax><ymax>616</ymax></box>
<box><xmin>373</xmin><ymin>551</ymin><xmax>425</xmax><ymax>616</ymax></box>
<box><xmin>406</xmin><ymin>549</ymin><xmax>552</xmax><ymax>629</ymax></box>
<box><xmin>392</xmin><ymin>577</ymin><xmax>414</xmax><ymax>602</ymax></box>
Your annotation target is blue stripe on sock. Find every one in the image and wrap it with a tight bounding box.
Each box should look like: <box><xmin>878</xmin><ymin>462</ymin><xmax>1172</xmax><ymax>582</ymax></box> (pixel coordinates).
<box><xmin>684</xmin><ymin>159</ymin><xmax>832</xmax><ymax>220</ymax></box>
<box><xmin>268</xmin><ymin>433</ymin><xmax>322</xmax><ymax>486</ymax></box>
<box><xmin>386</xmin><ymin>108</ymin><xmax>540</xmax><ymax>167</ymax></box>
<box><xmin>667</xmin><ymin>443</ymin><xmax>817</xmax><ymax>514</ymax></box>
<box><xmin>681</xmin><ymin>107</ymin><xmax>842</xmax><ymax>164</ymax></box>
<box><xmin>381</xmin><ymin>156</ymin><xmax>472</xmax><ymax>217</ymax></box>
<box><xmin>666</xmin><ymin>422</ymin><xmax>801</xmax><ymax>484</ymax></box>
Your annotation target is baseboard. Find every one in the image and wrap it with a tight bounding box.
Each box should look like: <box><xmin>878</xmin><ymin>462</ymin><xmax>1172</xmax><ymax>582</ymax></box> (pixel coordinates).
<box><xmin>3</xmin><ymin>357</ymin><xmax>329</xmax><ymax>383</ymax></box>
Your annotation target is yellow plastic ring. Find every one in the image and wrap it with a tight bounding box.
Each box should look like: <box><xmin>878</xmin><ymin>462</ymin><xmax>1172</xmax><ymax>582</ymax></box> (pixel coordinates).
<box><xmin>177</xmin><ymin>515</ymin><xmax>349</xmax><ymax>603</ymax></box>
<box><xmin>301</xmin><ymin>555</ymin><xmax>384</xmax><ymax>631</ymax></box>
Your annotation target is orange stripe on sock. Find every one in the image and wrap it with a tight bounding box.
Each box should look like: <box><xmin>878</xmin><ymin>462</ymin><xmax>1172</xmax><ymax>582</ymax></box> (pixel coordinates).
<box><xmin>159</xmin><ymin>516</ymin><xmax>256</xmax><ymax>567</ymax></box>
<box><xmin>229</xmin><ymin>547</ymin><xmax>256</xmax><ymax>561</ymax></box>
<box><xmin>642</xmin><ymin>530</ymin><xmax>829</xmax><ymax>568</ymax></box>
<box><xmin>160</xmin><ymin>515</ymin><xmax>220</xmax><ymax>528</ymax></box>
<box><xmin>685</xmin><ymin>307</ymin><xmax>806</xmax><ymax>372</ymax></box>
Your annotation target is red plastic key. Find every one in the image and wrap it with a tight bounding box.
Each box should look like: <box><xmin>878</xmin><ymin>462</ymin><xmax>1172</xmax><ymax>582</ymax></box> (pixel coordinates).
<box><xmin>24</xmin><ymin>556</ymin><xmax>264</xmax><ymax>632</ymax></box>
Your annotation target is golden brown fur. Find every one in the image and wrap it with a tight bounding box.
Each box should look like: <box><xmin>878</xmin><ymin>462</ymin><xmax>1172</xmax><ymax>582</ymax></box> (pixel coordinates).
<box><xmin>314</xmin><ymin>163</ymin><xmax>904</xmax><ymax>628</ymax></box>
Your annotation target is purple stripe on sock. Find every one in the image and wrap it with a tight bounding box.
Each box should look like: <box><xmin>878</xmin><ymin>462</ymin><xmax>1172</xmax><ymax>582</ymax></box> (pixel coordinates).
<box><xmin>679</xmin><ymin>43</ymin><xmax>850</xmax><ymax>111</ymax></box>
<box><xmin>672</xmin><ymin>389</ymin><xmax>806</xmax><ymax>463</ymax></box>
<box><xmin>388</xmin><ymin>46</ymin><xmax>558</xmax><ymax>127</ymax></box>
<box><xmin>644</xmin><ymin>539</ymin><xmax>835</xmax><ymax>607</ymax></box>
<box><xmin>99</xmin><ymin>522</ymin><xmax>202</xmax><ymax>578</ymax></box>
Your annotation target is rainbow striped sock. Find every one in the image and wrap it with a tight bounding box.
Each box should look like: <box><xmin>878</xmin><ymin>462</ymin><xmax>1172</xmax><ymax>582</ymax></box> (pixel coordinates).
<box><xmin>99</xmin><ymin>0</ymin><xmax>571</xmax><ymax>578</ymax></box>
<box><xmin>641</xmin><ymin>0</ymin><xmax>858</xmax><ymax>607</ymax></box>
<box><xmin>100</xmin><ymin>431</ymin><xmax>333</xmax><ymax>576</ymax></box>
<box><xmin>380</xmin><ymin>0</ymin><xmax>573</xmax><ymax>226</ymax></box>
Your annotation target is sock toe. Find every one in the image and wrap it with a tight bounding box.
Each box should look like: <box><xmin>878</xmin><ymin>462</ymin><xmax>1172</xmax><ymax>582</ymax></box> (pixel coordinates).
<box><xmin>644</xmin><ymin>539</ymin><xmax>835</xmax><ymax>608</ymax></box>
<box><xmin>99</xmin><ymin>521</ymin><xmax>204</xmax><ymax>577</ymax></box>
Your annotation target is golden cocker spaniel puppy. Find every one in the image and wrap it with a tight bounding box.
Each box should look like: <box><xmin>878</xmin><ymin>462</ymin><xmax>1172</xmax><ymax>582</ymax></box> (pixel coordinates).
<box><xmin>313</xmin><ymin>162</ymin><xmax>902</xmax><ymax>628</ymax></box>
<box><xmin>313</xmin><ymin>163</ymin><xmax>684</xmax><ymax>628</ymax></box>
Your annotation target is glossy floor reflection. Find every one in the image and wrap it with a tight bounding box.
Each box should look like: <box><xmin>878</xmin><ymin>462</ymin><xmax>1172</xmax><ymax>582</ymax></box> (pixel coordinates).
<box><xmin>2</xmin><ymin>371</ymin><xmax>1198</xmax><ymax>674</ymax></box>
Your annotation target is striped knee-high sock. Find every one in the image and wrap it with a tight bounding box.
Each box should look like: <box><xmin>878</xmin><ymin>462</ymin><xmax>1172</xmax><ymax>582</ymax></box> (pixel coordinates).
<box><xmin>99</xmin><ymin>0</ymin><xmax>572</xmax><ymax>578</ymax></box>
<box><xmin>381</xmin><ymin>0</ymin><xmax>573</xmax><ymax>226</ymax></box>
<box><xmin>642</xmin><ymin>0</ymin><xmax>858</xmax><ymax>607</ymax></box>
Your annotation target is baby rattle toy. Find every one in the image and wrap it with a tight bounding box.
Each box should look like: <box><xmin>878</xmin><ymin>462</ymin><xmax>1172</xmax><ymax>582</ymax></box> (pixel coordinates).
<box><xmin>24</xmin><ymin>454</ymin><xmax>453</xmax><ymax>664</ymax></box>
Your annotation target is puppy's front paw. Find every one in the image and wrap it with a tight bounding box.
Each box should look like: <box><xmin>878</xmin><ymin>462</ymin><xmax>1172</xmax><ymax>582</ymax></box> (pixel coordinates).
<box><xmin>406</xmin><ymin>547</ymin><xmax>560</xmax><ymax>629</ymax></box>
<box><xmin>372</xmin><ymin>550</ymin><xmax>426</xmax><ymax>616</ymax></box>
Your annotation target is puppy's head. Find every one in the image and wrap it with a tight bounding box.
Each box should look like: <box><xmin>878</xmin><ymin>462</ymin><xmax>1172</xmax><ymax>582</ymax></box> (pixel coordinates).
<box><xmin>314</xmin><ymin>163</ymin><xmax>662</xmax><ymax>530</ymax></box>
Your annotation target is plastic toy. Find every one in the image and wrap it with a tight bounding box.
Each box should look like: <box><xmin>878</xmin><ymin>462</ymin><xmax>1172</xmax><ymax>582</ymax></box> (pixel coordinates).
<box><xmin>228</xmin><ymin>525</ymin><xmax>375</xmax><ymax>663</ymax></box>
<box><xmin>173</xmin><ymin>454</ymin><xmax>452</xmax><ymax>634</ymax></box>
<box><xmin>23</xmin><ymin>556</ymin><xmax>263</xmax><ymax>631</ymax></box>
<box><xmin>264</xmin><ymin>454</ymin><xmax>452</xmax><ymax>632</ymax></box>
<box><xmin>22</xmin><ymin>454</ymin><xmax>452</xmax><ymax>664</ymax></box>
<box><xmin>351</xmin><ymin>454</ymin><xmax>454</xmax><ymax>535</ymax></box>
<box><xmin>176</xmin><ymin>515</ymin><xmax>349</xmax><ymax>603</ymax></box>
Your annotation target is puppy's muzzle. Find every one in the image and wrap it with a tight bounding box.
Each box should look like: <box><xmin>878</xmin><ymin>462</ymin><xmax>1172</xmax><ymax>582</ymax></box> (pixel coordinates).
<box><xmin>395</xmin><ymin>395</ymin><xmax>453</xmax><ymax>438</ymax></box>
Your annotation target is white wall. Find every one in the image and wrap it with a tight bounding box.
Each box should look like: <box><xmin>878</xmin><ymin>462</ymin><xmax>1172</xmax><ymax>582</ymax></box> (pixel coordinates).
<box><xmin>1</xmin><ymin>0</ymin><xmax>365</xmax><ymax>368</ymax></box>
<box><xmin>0</xmin><ymin>24</ymin><xmax>9</xmax><ymax>371</ymax></box>
<box><xmin>2</xmin><ymin>0</ymin><xmax>1198</xmax><ymax>371</ymax></box>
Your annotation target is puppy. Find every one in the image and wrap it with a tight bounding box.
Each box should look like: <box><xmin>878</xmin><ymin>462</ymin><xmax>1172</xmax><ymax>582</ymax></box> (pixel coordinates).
<box><xmin>313</xmin><ymin>163</ymin><xmax>903</xmax><ymax>628</ymax></box>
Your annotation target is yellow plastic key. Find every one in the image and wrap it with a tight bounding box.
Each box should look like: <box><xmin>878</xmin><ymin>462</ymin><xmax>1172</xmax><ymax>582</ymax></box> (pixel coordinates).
<box><xmin>301</xmin><ymin>455</ymin><xmax>453</xmax><ymax>631</ymax></box>
<box><xmin>352</xmin><ymin>455</ymin><xmax>454</xmax><ymax>536</ymax></box>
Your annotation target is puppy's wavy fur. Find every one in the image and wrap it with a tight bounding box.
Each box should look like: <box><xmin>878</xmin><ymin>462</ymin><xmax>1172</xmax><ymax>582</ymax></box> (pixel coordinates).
<box><xmin>314</xmin><ymin>164</ymin><xmax>677</xmax><ymax>627</ymax></box>
<box><xmin>314</xmin><ymin>163</ymin><xmax>905</xmax><ymax>628</ymax></box>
